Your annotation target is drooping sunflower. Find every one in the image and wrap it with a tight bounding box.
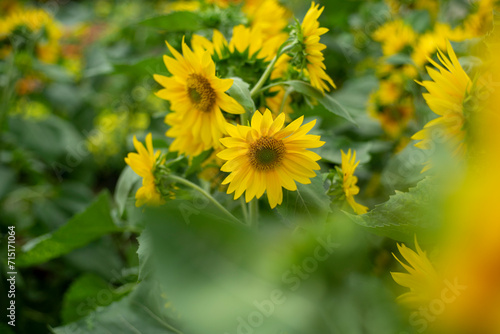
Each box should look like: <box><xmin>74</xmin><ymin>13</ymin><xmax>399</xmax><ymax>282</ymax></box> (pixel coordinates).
<box><xmin>154</xmin><ymin>39</ymin><xmax>245</xmax><ymax>157</ymax></box>
<box><xmin>124</xmin><ymin>133</ymin><xmax>165</xmax><ymax>207</ymax></box>
<box><xmin>391</xmin><ymin>236</ymin><xmax>441</xmax><ymax>308</ymax></box>
<box><xmin>412</xmin><ymin>41</ymin><xmax>471</xmax><ymax>159</ymax></box>
<box><xmin>340</xmin><ymin>149</ymin><xmax>368</xmax><ymax>215</ymax></box>
<box><xmin>217</xmin><ymin>109</ymin><xmax>324</xmax><ymax>208</ymax></box>
<box><xmin>300</xmin><ymin>2</ymin><xmax>336</xmax><ymax>93</ymax></box>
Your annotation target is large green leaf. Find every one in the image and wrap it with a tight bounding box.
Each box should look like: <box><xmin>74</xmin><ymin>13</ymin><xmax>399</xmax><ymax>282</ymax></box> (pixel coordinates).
<box><xmin>276</xmin><ymin>173</ymin><xmax>331</xmax><ymax>224</ymax></box>
<box><xmin>281</xmin><ymin>80</ymin><xmax>356</xmax><ymax>124</ymax></box>
<box><xmin>18</xmin><ymin>191</ymin><xmax>120</xmax><ymax>267</ymax></box>
<box><xmin>227</xmin><ymin>77</ymin><xmax>255</xmax><ymax>116</ymax></box>
<box><xmin>114</xmin><ymin>166</ymin><xmax>141</xmax><ymax>217</ymax></box>
<box><xmin>345</xmin><ymin>177</ymin><xmax>441</xmax><ymax>243</ymax></box>
<box><xmin>53</xmin><ymin>278</ymin><xmax>182</xmax><ymax>334</ymax></box>
<box><xmin>137</xmin><ymin>11</ymin><xmax>203</xmax><ymax>31</ymax></box>
<box><xmin>61</xmin><ymin>273</ymin><xmax>132</xmax><ymax>324</ymax></box>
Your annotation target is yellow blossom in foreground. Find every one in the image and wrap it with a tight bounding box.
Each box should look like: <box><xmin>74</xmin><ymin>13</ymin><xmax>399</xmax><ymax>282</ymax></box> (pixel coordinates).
<box><xmin>391</xmin><ymin>236</ymin><xmax>441</xmax><ymax>308</ymax></box>
<box><xmin>154</xmin><ymin>39</ymin><xmax>244</xmax><ymax>157</ymax></box>
<box><xmin>412</xmin><ymin>41</ymin><xmax>471</xmax><ymax>159</ymax></box>
<box><xmin>124</xmin><ymin>134</ymin><xmax>165</xmax><ymax>207</ymax></box>
<box><xmin>301</xmin><ymin>2</ymin><xmax>336</xmax><ymax>93</ymax></box>
<box><xmin>340</xmin><ymin>149</ymin><xmax>368</xmax><ymax>214</ymax></box>
<box><xmin>218</xmin><ymin>109</ymin><xmax>324</xmax><ymax>208</ymax></box>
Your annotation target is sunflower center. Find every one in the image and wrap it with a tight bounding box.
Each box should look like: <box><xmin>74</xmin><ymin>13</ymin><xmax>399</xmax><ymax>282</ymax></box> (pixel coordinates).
<box><xmin>186</xmin><ymin>74</ymin><xmax>216</xmax><ymax>113</ymax></box>
<box><xmin>248</xmin><ymin>136</ymin><xmax>286</xmax><ymax>171</ymax></box>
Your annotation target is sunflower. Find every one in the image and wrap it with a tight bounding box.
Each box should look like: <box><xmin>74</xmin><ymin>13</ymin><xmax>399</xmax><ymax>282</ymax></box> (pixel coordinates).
<box><xmin>217</xmin><ymin>109</ymin><xmax>324</xmax><ymax>208</ymax></box>
<box><xmin>412</xmin><ymin>41</ymin><xmax>471</xmax><ymax>159</ymax></box>
<box><xmin>300</xmin><ymin>2</ymin><xmax>336</xmax><ymax>93</ymax></box>
<box><xmin>340</xmin><ymin>149</ymin><xmax>368</xmax><ymax>215</ymax></box>
<box><xmin>124</xmin><ymin>133</ymin><xmax>165</xmax><ymax>207</ymax></box>
<box><xmin>242</xmin><ymin>0</ymin><xmax>290</xmax><ymax>40</ymax></box>
<box><xmin>372</xmin><ymin>20</ymin><xmax>416</xmax><ymax>57</ymax></box>
<box><xmin>391</xmin><ymin>236</ymin><xmax>441</xmax><ymax>308</ymax></box>
<box><xmin>154</xmin><ymin>39</ymin><xmax>244</xmax><ymax>157</ymax></box>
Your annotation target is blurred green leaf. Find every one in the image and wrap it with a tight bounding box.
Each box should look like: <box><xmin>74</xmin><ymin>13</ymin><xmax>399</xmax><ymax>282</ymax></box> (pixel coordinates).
<box><xmin>345</xmin><ymin>177</ymin><xmax>440</xmax><ymax>243</ymax></box>
<box><xmin>137</xmin><ymin>11</ymin><xmax>203</xmax><ymax>31</ymax></box>
<box><xmin>53</xmin><ymin>278</ymin><xmax>182</xmax><ymax>334</ymax></box>
<box><xmin>227</xmin><ymin>77</ymin><xmax>255</xmax><ymax>116</ymax></box>
<box><xmin>281</xmin><ymin>80</ymin><xmax>356</xmax><ymax>124</ymax></box>
<box><xmin>61</xmin><ymin>273</ymin><xmax>131</xmax><ymax>324</ymax></box>
<box><xmin>115</xmin><ymin>166</ymin><xmax>141</xmax><ymax>217</ymax></box>
<box><xmin>18</xmin><ymin>191</ymin><xmax>120</xmax><ymax>267</ymax></box>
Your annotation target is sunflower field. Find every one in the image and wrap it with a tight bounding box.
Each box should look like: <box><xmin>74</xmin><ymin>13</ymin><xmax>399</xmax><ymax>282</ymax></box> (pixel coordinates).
<box><xmin>1</xmin><ymin>0</ymin><xmax>500</xmax><ymax>333</ymax></box>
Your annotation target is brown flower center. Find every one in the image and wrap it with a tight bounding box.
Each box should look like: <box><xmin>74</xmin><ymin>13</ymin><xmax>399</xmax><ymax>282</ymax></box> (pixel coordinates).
<box><xmin>248</xmin><ymin>136</ymin><xmax>286</xmax><ymax>171</ymax></box>
<box><xmin>186</xmin><ymin>74</ymin><xmax>216</xmax><ymax>113</ymax></box>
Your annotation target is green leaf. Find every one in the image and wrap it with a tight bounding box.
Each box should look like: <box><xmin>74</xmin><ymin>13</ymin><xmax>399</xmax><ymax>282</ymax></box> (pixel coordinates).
<box><xmin>227</xmin><ymin>77</ymin><xmax>255</xmax><ymax>115</ymax></box>
<box><xmin>18</xmin><ymin>191</ymin><xmax>120</xmax><ymax>267</ymax></box>
<box><xmin>185</xmin><ymin>149</ymin><xmax>213</xmax><ymax>177</ymax></box>
<box><xmin>61</xmin><ymin>273</ymin><xmax>131</xmax><ymax>324</ymax></box>
<box><xmin>344</xmin><ymin>177</ymin><xmax>441</xmax><ymax>243</ymax></box>
<box><xmin>281</xmin><ymin>80</ymin><xmax>356</xmax><ymax>124</ymax></box>
<box><xmin>53</xmin><ymin>278</ymin><xmax>182</xmax><ymax>334</ymax></box>
<box><xmin>277</xmin><ymin>174</ymin><xmax>331</xmax><ymax>224</ymax></box>
<box><xmin>137</xmin><ymin>11</ymin><xmax>203</xmax><ymax>31</ymax></box>
<box><xmin>114</xmin><ymin>166</ymin><xmax>141</xmax><ymax>217</ymax></box>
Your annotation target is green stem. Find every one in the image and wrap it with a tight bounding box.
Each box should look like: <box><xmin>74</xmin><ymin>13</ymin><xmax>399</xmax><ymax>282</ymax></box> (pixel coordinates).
<box><xmin>240</xmin><ymin>111</ymin><xmax>248</xmax><ymax>126</ymax></box>
<box><xmin>248</xmin><ymin>199</ymin><xmax>259</xmax><ymax>228</ymax></box>
<box><xmin>249</xmin><ymin>44</ymin><xmax>294</xmax><ymax>98</ymax></box>
<box><xmin>278</xmin><ymin>86</ymin><xmax>294</xmax><ymax>115</ymax></box>
<box><xmin>166</xmin><ymin>174</ymin><xmax>244</xmax><ymax>226</ymax></box>
<box><xmin>240</xmin><ymin>197</ymin><xmax>248</xmax><ymax>222</ymax></box>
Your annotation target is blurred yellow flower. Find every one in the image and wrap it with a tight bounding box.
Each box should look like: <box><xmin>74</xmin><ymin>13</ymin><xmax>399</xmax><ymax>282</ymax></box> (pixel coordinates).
<box><xmin>124</xmin><ymin>133</ymin><xmax>165</xmax><ymax>207</ymax></box>
<box><xmin>154</xmin><ymin>39</ymin><xmax>245</xmax><ymax>157</ymax></box>
<box><xmin>218</xmin><ymin>109</ymin><xmax>324</xmax><ymax>208</ymax></box>
<box><xmin>0</xmin><ymin>8</ymin><xmax>62</xmax><ymax>63</ymax></box>
<box><xmin>391</xmin><ymin>236</ymin><xmax>441</xmax><ymax>308</ymax></box>
<box><xmin>412</xmin><ymin>41</ymin><xmax>471</xmax><ymax>159</ymax></box>
<box><xmin>300</xmin><ymin>2</ymin><xmax>336</xmax><ymax>93</ymax></box>
<box><xmin>243</xmin><ymin>0</ymin><xmax>290</xmax><ymax>40</ymax></box>
<box><xmin>340</xmin><ymin>149</ymin><xmax>368</xmax><ymax>214</ymax></box>
<box><xmin>373</xmin><ymin>20</ymin><xmax>416</xmax><ymax>57</ymax></box>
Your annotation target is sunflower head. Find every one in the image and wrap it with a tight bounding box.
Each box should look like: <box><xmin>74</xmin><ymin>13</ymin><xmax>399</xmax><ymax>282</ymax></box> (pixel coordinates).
<box><xmin>154</xmin><ymin>38</ymin><xmax>244</xmax><ymax>157</ymax></box>
<box><xmin>217</xmin><ymin>109</ymin><xmax>324</xmax><ymax>208</ymax></box>
<box><xmin>288</xmin><ymin>1</ymin><xmax>335</xmax><ymax>93</ymax></box>
<box><xmin>124</xmin><ymin>133</ymin><xmax>166</xmax><ymax>207</ymax></box>
<box><xmin>412</xmin><ymin>41</ymin><xmax>472</xmax><ymax>160</ymax></box>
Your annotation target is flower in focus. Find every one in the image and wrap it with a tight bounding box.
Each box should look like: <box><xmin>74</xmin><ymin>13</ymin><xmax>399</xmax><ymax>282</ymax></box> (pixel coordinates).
<box><xmin>391</xmin><ymin>236</ymin><xmax>441</xmax><ymax>308</ymax></box>
<box><xmin>124</xmin><ymin>133</ymin><xmax>165</xmax><ymax>207</ymax></box>
<box><xmin>299</xmin><ymin>2</ymin><xmax>336</xmax><ymax>93</ymax></box>
<box><xmin>412</xmin><ymin>41</ymin><xmax>471</xmax><ymax>159</ymax></box>
<box><xmin>340</xmin><ymin>149</ymin><xmax>368</xmax><ymax>215</ymax></box>
<box><xmin>154</xmin><ymin>39</ymin><xmax>245</xmax><ymax>157</ymax></box>
<box><xmin>218</xmin><ymin>109</ymin><xmax>324</xmax><ymax>208</ymax></box>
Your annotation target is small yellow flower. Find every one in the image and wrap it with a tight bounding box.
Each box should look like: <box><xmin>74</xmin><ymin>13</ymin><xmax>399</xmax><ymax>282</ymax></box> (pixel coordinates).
<box><xmin>154</xmin><ymin>39</ymin><xmax>245</xmax><ymax>157</ymax></box>
<box><xmin>218</xmin><ymin>109</ymin><xmax>324</xmax><ymax>208</ymax></box>
<box><xmin>124</xmin><ymin>133</ymin><xmax>165</xmax><ymax>207</ymax></box>
<box><xmin>412</xmin><ymin>41</ymin><xmax>471</xmax><ymax>159</ymax></box>
<box><xmin>300</xmin><ymin>2</ymin><xmax>336</xmax><ymax>93</ymax></box>
<box><xmin>391</xmin><ymin>236</ymin><xmax>441</xmax><ymax>308</ymax></box>
<box><xmin>340</xmin><ymin>149</ymin><xmax>368</xmax><ymax>214</ymax></box>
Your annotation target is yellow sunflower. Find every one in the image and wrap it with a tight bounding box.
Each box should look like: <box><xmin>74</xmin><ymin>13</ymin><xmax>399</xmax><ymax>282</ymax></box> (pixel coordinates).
<box><xmin>340</xmin><ymin>149</ymin><xmax>368</xmax><ymax>215</ymax></box>
<box><xmin>391</xmin><ymin>236</ymin><xmax>441</xmax><ymax>308</ymax></box>
<box><xmin>124</xmin><ymin>133</ymin><xmax>165</xmax><ymax>207</ymax></box>
<box><xmin>217</xmin><ymin>109</ymin><xmax>324</xmax><ymax>208</ymax></box>
<box><xmin>243</xmin><ymin>0</ymin><xmax>290</xmax><ymax>40</ymax></box>
<box><xmin>372</xmin><ymin>20</ymin><xmax>416</xmax><ymax>57</ymax></box>
<box><xmin>300</xmin><ymin>2</ymin><xmax>336</xmax><ymax>93</ymax></box>
<box><xmin>154</xmin><ymin>39</ymin><xmax>245</xmax><ymax>157</ymax></box>
<box><xmin>412</xmin><ymin>41</ymin><xmax>471</xmax><ymax>158</ymax></box>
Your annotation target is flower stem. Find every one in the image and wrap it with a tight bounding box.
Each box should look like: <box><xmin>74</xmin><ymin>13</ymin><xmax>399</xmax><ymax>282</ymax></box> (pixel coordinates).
<box><xmin>166</xmin><ymin>174</ymin><xmax>244</xmax><ymax>226</ymax></box>
<box><xmin>248</xmin><ymin>199</ymin><xmax>259</xmax><ymax>228</ymax></box>
<box><xmin>249</xmin><ymin>43</ymin><xmax>294</xmax><ymax>98</ymax></box>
